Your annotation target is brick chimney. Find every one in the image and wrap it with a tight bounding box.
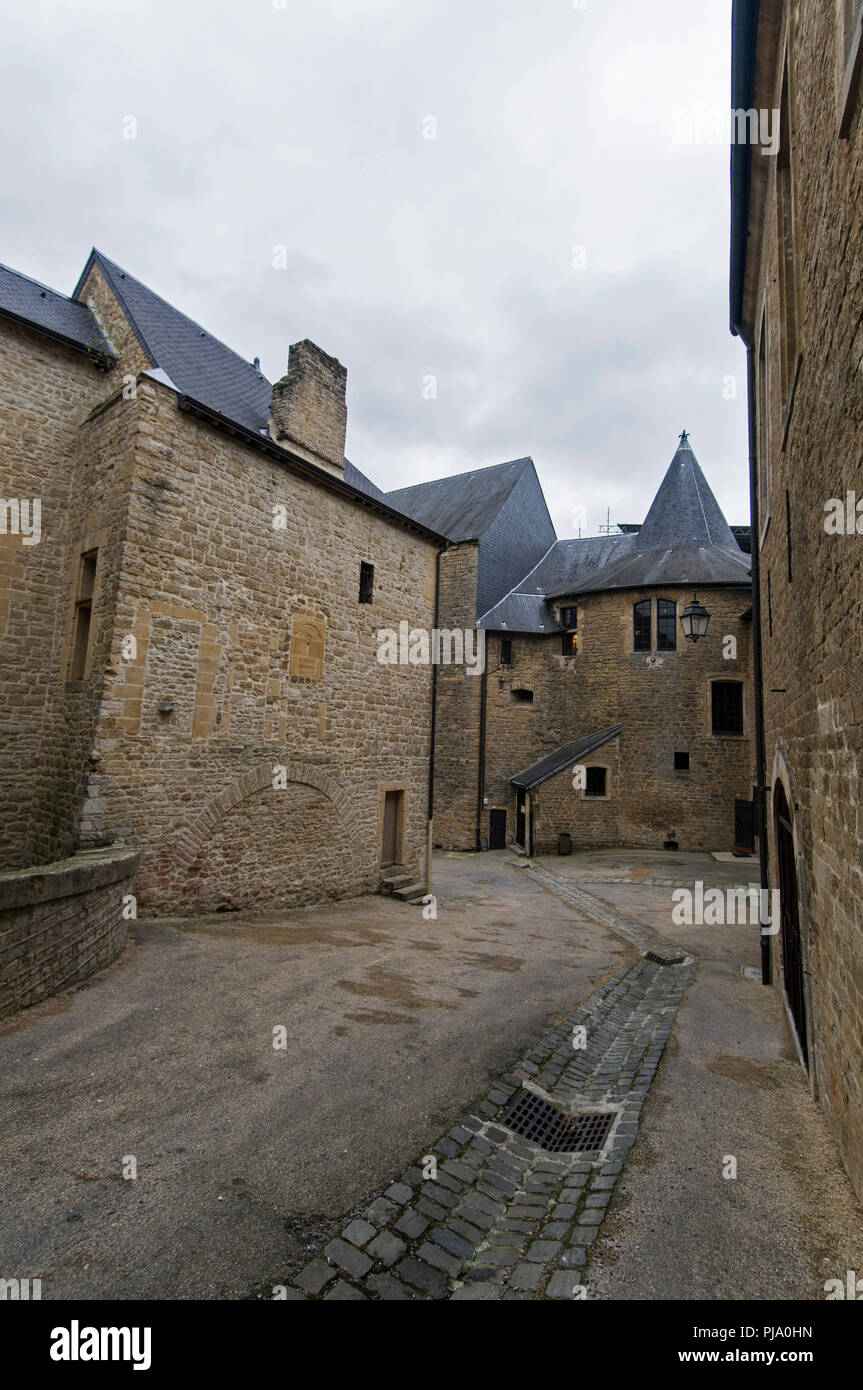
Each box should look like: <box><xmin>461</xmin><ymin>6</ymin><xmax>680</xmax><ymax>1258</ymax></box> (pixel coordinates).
<box><xmin>269</xmin><ymin>340</ymin><xmax>347</xmax><ymax>476</ymax></box>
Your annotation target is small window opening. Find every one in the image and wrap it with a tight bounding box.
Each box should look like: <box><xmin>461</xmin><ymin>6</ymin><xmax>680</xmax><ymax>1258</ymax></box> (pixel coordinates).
<box><xmin>512</xmin><ymin>688</ymin><xmax>534</xmax><ymax>704</ymax></box>
<box><xmin>674</xmin><ymin>751</ymin><xmax>690</xmax><ymax>771</ymax></box>
<box><xmin>500</xmin><ymin>638</ymin><xmax>512</xmax><ymax>666</ymax></box>
<box><xmin>359</xmin><ymin>561</ymin><xmax>374</xmax><ymax>604</ymax></box>
<box><xmin>70</xmin><ymin>550</ymin><xmax>97</xmax><ymax>680</ymax></box>
<box><xmin>585</xmin><ymin>766</ymin><xmax>607</xmax><ymax>797</ymax></box>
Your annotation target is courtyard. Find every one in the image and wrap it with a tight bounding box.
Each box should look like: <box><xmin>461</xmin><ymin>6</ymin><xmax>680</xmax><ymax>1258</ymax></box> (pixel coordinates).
<box><xmin>1</xmin><ymin>849</ymin><xmax>859</xmax><ymax>1300</ymax></box>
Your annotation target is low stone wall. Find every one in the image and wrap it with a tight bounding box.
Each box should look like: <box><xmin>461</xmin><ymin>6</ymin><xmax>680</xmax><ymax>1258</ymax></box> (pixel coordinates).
<box><xmin>0</xmin><ymin>847</ymin><xmax>141</xmax><ymax>1019</ymax></box>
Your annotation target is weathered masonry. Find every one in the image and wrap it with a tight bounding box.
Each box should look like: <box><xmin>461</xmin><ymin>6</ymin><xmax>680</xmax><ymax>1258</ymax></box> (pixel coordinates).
<box><xmin>391</xmin><ymin>438</ymin><xmax>755</xmax><ymax>857</ymax></box>
<box><xmin>730</xmin><ymin>0</ymin><xmax>863</xmax><ymax>1201</ymax></box>
<box><xmin>0</xmin><ymin>250</ymin><xmax>443</xmax><ymax>975</ymax></box>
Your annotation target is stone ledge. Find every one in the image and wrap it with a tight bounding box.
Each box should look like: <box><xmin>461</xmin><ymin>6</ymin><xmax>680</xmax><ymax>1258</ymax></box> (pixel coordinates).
<box><xmin>0</xmin><ymin>847</ymin><xmax>142</xmax><ymax>912</ymax></box>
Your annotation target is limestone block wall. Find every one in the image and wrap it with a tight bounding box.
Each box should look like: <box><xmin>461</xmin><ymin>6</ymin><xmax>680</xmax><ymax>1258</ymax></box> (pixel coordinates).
<box><xmin>480</xmin><ymin>586</ymin><xmax>754</xmax><ymax>852</ymax></box>
<box><xmin>0</xmin><ymin>317</ymin><xmax>120</xmax><ymax>869</ymax></box>
<box><xmin>746</xmin><ymin>0</ymin><xmax>863</xmax><ymax>1199</ymax></box>
<box><xmin>432</xmin><ymin>542</ymin><xmax>484</xmax><ymax>850</ymax></box>
<box><xmin>78</xmin><ymin>378</ymin><xmax>438</xmax><ymax>912</ymax></box>
<box><xmin>0</xmin><ymin>847</ymin><xmax>140</xmax><ymax>1019</ymax></box>
<box><xmin>530</xmin><ymin>740</ymin><xmax>622</xmax><ymax>854</ymax></box>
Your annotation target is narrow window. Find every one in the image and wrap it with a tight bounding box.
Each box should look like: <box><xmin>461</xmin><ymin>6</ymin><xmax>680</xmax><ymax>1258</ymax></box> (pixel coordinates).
<box><xmin>500</xmin><ymin>637</ymin><xmax>512</xmax><ymax>667</ymax></box>
<box><xmin>657</xmin><ymin>599</ymin><xmax>677</xmax><ymax>651</ymax></box>
<box><xmin>560</xmin><ymin>605</ymin><xmax>577</xmax><ymax>628</ymax></box>
<box><xmin>70</xmin><ymin>550</ymin><xmax>97</xmax><ymax>680</ymax></box>
<box><xmin>674</xmin><ymin>751</ymin><xmax>690</xmax><ymax>771</ymax></box>
<box><xmin>585</xmin><ymin>766</ymin><xmax>607</xmax><ymax>797</ymax></box>
<box><xmin>561</xmin><ymin>630</ymin><xmax>577</xmax><ymax>657</ymax></box>
<box><xmin>633</xmin><ymin>599</ymin><xmax>652</xmax><ymax>652</ymax></box>
<box><xmin>358</xmin><ymin>561</ymin><xmax>374</xmax><ymax>604</ymax></box>
<box><xmin>712</xmin><ymin>681</ymin><xmax>744</xmax><ymax>736</ymax></box>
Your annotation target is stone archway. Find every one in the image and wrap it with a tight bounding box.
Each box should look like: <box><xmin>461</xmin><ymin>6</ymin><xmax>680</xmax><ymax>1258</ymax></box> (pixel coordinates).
<box><xmin>172</xmin><ymin>759</ymin><xmax>365</xmax><ymax>875</ymax></box>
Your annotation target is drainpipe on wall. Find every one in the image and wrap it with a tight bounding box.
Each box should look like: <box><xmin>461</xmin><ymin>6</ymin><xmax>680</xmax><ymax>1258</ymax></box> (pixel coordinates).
<box><xmin>475</xmin><ymin>640</ymin><xmax>488</xmax><ymax>852</ymax></box>
<box><xmin>426</xmin><ymin>544</ymin><xmax>447</xmax><ymax>893</ymax></box>
<box><xmin>745</xmin><ymin>340</ymin><xmax>772</xmax><ymax>986</ymax></box>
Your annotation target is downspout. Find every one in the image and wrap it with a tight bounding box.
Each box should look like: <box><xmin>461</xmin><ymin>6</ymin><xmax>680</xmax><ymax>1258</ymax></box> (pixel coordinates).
<box><xmin>426</xmin><ymin>543</ymin><xmax>447</xmax><ymax>892</ymax></box>
<box><xmin>475</xmin><ymin>642</ymin><xmax>488</xmax><ymax>851</ymax></box>
<box><xmin>744</xmin><ymin>341</ymin><xmax>772</xmax><ymax>985</ymax></box>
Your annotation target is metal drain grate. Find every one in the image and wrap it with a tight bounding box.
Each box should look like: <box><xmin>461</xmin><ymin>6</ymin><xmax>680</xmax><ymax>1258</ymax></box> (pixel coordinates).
<box><xmin>644</xmin><ymin>950</ymin><xmax>686</xmax><ymax>966</ymax></box>
<box><xmin>501</xmin><ymin>1091</ymin><xmax>615</xmax><ymax>1153</ymax></box>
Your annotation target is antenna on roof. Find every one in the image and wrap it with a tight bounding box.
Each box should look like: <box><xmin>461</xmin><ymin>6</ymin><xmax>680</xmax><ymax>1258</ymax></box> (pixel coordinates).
<box><xmin>598</xmin><ymin>506</ymin><xmax>618</xmax><ymax>537</ymax></box>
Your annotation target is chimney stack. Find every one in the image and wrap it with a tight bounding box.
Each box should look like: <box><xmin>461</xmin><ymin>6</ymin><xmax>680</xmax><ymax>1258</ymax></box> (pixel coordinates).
<box><xmin>269</xmin><ymin>339</ymin><xmax>347</xmax><ymax>475</ymax></box>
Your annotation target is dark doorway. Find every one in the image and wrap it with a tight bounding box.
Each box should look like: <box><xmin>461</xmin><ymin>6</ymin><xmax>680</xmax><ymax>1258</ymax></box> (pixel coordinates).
<box><xmin>773</xmin><ymin>783</ymin><xmax>808</xmax><ymax>1068</ymax></box>
<box><xmin>516</xmin><ymin>799</ymin><xmax>527</xmax><ymax>850</ymax></box>
<box><xmin>489</xmin><ymin>809</ymin><xmax>506</xmax><ymax>850</ymax></box>
<box><xmin>381</xmin><ymin>790</ymin><xmax>401</xmax><ymax>867</ymax></box>
<box><xmin>734</xmin><ymin>797</ymin><xmax>755</xmax><ymax>854</ymax></box>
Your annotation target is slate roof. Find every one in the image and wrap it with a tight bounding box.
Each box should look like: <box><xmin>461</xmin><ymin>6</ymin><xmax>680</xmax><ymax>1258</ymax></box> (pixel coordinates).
<box><xmin>386</xmin><ymin>458</ymin><xmax>538</xmax><ymax>542</ymax></box>
<box><xmin>71</xmin><ymin>251</ymin><xmax>387</xmax><ymax>502</ymax></box>
<box><xmin>511</xmin><ymin>725</ymin><xmax>623</xmax><ymax>790</ymax></box>
<box><xmin>635</xmin><ymin>435</ymin><xmax>739</xmax><ymax>552</ymax></box>
<box><xmin>0</xmin><ymin>262</ymin><xmax>112</xmax><ymax>358</ymax></box>
<box><xmin>480</xmin><ymin>436</ymin><xmax>749</xmax><ymax>630</ymax></box>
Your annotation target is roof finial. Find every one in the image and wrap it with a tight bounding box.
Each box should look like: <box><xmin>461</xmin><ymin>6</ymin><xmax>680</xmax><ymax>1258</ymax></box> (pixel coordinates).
<box><xmin>679</xmin><ymin>428</ymin><xmax>690</xmax><ymax>444</ymax></box>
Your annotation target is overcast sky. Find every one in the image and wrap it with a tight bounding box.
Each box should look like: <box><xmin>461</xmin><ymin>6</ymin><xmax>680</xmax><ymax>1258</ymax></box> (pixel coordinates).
<box><xmin>1</xmin><ymin>0</ymin><xmax>749</xmax><ymax>536</ymax></box>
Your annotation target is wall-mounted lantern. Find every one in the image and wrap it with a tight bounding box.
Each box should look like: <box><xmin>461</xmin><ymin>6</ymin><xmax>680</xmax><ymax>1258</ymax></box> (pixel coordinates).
<box><xmin>680</xmin><ymin>593</ymin><xmax>711</xmax><ymax>643</ymax></box>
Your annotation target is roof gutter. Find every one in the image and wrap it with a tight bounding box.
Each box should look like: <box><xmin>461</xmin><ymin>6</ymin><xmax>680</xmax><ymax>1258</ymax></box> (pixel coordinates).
<box><xmin>175</xmin><ymin>392</ymin><xmax>448</xmax><ymax>546</ymax></box>
<box><xmin>0</xmin><ymin>306</ymin><xmax>114</xmax><ymax>369</ymax></box>
<box><xmin>730</xmin><ymin>0</ymin><xmax>760</xmax><ymax>341</ymax></box>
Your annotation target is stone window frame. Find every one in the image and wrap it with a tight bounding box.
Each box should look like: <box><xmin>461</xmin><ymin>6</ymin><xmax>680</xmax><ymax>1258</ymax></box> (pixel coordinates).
<box><xmin>838</xmin><ymin>0</ymin><xmax>863</xmax><ymax>137</ymax></box>
<box><xmin>633</xmin><ymin>598</ymin><xmax>652</xmax><ymax>653</ymax></box>
<box><xmin>656</xmin><ymin>597</ymin><xmax>677</xmax><ymax>652</ymax></box>
<box><xmin>757</xmin><ymin>299</ymin><xmax>772</xmax><ymax>548</ymax></box>
<box><xmin>581</xmin><ymin>764</ymin><xmax>610</xmax><ymax>800</ymax></box>
<box><xmin>709</xmin><ymin>679</ymin><xmax>746</xmax><ymax>738</ymax></box>
<box><xmin>499</xmin><ymin>636</ymin><xmax>513</xmax><ymax>667</ymax></box>
<box><xmin>64</xmin><ymin>536</ymin><xmax>104</xmax><ymax>686</ymax></box>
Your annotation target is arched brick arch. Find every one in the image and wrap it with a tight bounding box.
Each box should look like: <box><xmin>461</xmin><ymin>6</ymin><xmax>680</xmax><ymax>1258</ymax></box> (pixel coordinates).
<box><xmin>173</xmin><ymin>760</ymin><xmax>365</xmax><ymax>871</ymax></box>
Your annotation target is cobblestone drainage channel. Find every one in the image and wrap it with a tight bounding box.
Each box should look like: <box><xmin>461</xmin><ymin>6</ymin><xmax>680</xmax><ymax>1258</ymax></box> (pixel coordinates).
<box><xmin>282</xmin><ymin>930</ymin><xmax>691</xmax><ymax>1301</ymax></box>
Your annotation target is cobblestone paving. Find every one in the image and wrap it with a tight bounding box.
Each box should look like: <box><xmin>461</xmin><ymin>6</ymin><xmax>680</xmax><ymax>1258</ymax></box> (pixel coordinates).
<box><xmin>284</xmin><ymin>875</ymin><xmax>691</xmax><ymax>1300</ymax></box>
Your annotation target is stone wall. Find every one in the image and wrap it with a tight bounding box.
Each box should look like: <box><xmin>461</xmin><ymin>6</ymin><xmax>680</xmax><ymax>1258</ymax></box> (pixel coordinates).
<box><xmin>480</xmin><ymin>586</ymin><xmax>755</xmax><ymax>852</ymax></box>
<box><xmin>74</xmin><ymin>376</ymin><xmax>438</xmax><ymax>912</ymax></box>
<box><xmin>530</xmin><ymin>738</ymin><xmax>622</xmax><ymax>854</ymax></box>
<box><xmin>743</xmin><ymin>0</ymin><xmax>863</xmax><ymax>1199</ymax></box>
<box><xmin>432</xmin><ymin>542</ymin><xmax>484</xmax><ymax>849</ymax></box>
<box><xmin>0</xmin><ymin>847</ymin><xmax>140</xmax><ymax>1019</ymax></box>
<box><xmin>0</xmin><ymin>316</ymin><xmax>118</xmax><ymax>870</ymax></box>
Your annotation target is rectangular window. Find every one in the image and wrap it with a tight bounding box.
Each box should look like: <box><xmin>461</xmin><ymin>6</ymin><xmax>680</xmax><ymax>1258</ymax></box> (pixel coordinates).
<box><xmin>657</xmin><ymin>599</ymin><xmax>677</xmax><ymax>651</ymax></box>
<box><xmin>500</xmin><ymin>637</ymin><xmax>512</xmax><ymax>666</ymax></box>
<box><xmin>674</xmin><ymin>751</ymin><xmax>690</xmax><ymax>771</ymax></box>
<box><xmin>712</xmin><ymin>681</ymin><xmax>744</xmax><ymax>736</ymax></box>
<box><xmin>69</xmin><ymin>550</ymin><xmax>97</xmax><ymax>680</ymax></box>
<box><xmin>560</xmin><ymin>605</ymin><xmax>577</xmax><ymax>628</ymax></box>
<box><xmin>758</xmin><ymin>310</ymin><xmax>771</xmax><ymax>540</ymax></box>
<box><xmin>359</xmin><ymin>561</ymin><xmax>374</xmax><ymax>604</ymax></box>
<box><xmin>585</xmin><ymin>766</ymin><xmax>607</xmax><ymax>798</ymax></box>
<box><xmin>633</xmin><ymin>599</ymin><xmax>652</xmax><ymax>652</ymax></box>
<box><xmin>561</xmin><ymin>630</ymin><xmax>577</xmax><ymax>657</ymax></box>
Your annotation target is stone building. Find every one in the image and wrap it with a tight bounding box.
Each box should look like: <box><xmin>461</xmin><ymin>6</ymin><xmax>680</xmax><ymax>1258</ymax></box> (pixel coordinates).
<box><xmin>0</xmin><ymin>250</ymin><xmax>442</xmax><ymax>1014</ymax></box>
<box><xmin>390</xmin><ymin>435</ymin><xmax>755</xmax><ymax>857</ymax></box>
<box><xmin>730</xmin><ymin>0</ymin><xmax>863</xmax><ymax>1200</ymax></box>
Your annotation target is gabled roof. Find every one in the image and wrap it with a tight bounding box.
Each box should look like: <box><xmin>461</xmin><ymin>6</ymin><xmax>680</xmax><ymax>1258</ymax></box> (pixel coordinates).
<box><xmin>386</xmin><ymin>457</ymin><xmax>538</xmax><ymax>542</ymax></box>
<box><xmin>511</xmin><ymin>725</ymin><xmax>623</xmax><ymax>790</ymax></box>
<box><xmin>75</xmin><ymin>249</ymin><xmax>272</xmax><ymax>433</ymax></box>
<box><xmin>479</xmin><ymin>436</ymin><xmax>749</xmax><ymax>627</ymax></box>
<box><xmin>0</xmin><ymin>262</ymin><xmax>112</xmax><ymax>360</ymax></box>
<box><xmin>73</xmin><ymin>250</ymin><xmax>388</xmax><ymax>503</ymax></box>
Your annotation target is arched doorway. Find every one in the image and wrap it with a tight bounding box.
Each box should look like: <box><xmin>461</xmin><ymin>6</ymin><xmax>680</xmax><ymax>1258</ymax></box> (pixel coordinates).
<box><xmin>773</xmin><ymin>782</ymin><xmax>808</xmax><ymax>1069</ymax></box>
